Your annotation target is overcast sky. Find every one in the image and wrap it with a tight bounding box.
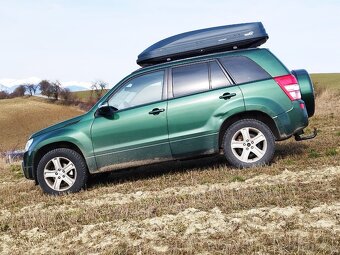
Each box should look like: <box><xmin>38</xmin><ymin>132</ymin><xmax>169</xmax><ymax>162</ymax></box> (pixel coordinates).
<box><xmin>0</xmin><ymin>0</ymin><xmax>339</xmax><ymax>86</ymax></box>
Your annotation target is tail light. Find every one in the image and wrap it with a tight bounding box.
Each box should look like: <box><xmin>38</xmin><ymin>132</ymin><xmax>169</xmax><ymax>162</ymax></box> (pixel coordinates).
<box><xmin>274</xmin><ymin>74</ymin><xmax>301</xmax><ymax>100</ymax></box>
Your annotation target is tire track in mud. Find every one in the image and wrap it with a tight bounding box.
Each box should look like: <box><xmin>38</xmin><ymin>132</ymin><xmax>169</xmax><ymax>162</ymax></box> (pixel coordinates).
<box><xmin>1</xmin><ymin>166</ymin><xmax>339</xmax><ymax>254</ymax></box>
<box><xmin>17</xmin><ymin>166</ymin><xmax>340</xmax><ymax>214</ymax></box>
<box><xmin>3</xmin><ymin>202</ymin><xmax>340</xmax><ymax>254</ymax></box>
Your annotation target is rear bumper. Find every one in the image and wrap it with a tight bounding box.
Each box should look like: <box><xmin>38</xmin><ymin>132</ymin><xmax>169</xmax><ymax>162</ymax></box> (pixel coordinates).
<box><xmin>273</xmin><ymin>100</ymin><xmax>309</xmax><ymax>140</ymax></box>
<box><xmin>21</xmin><ymin>151</ymin><xmax>35</xmax><ymax>180</ymax></box>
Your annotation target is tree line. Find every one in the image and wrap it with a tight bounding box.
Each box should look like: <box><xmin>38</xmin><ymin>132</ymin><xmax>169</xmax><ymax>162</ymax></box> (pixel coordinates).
<box><xmin>0</xmin><ymin>80</ymin><xmax>108</xmax><ymax>102</ymax></box>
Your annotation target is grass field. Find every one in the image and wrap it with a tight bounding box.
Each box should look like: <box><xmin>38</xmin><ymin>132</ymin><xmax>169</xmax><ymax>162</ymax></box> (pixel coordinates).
<box><xmin>0</xmin><ymin>97</ymin><xmax>84</xmax><ymax>151</ymax></box>
<box><xmin>72</xmin><ymin>89</ymin><xmax>108</xmax><ymax>102</ymax></box>
<box><xmin>0</xmin><ymin>74</ymin><xmax>339</xmax><ymax>254</ymax></box>
<box><xmin>311</xmin><ymin>73</ymin><xmax>340</xmax><ymax>90</ymax></box>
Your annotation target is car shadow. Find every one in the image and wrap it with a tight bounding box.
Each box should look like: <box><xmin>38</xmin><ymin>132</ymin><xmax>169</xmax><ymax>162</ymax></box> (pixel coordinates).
<box><xmin>87</xmin><ymin>155</ymin><xmax>227</xmax><ymax>188</ymax></box>
<box><xmin>274</xmin><ymin>141</ymin><xmax>308</xmax><ymax>159</ymax></box>
<box><xmin>87</xmin><ymin>142</ymin><xmax>309</xmax><ymax>188</ymax></box>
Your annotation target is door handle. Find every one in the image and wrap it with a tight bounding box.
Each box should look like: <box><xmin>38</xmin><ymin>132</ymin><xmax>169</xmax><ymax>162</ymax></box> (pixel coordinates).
<box><xmin>219</xmin><ymin>92</ymin><xmax>236</xmax><ymax>100</ymax></box>
<box><xmin>149</xmin><ymin>108</ymin><xmax>165</xmax><ymax>115</ymax></box>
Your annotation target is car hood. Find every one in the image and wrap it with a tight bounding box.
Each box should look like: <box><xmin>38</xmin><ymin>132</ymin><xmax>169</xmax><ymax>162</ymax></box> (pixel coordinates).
<box><xmin>30</xmin><ymin>114</ymin><xmax>85</xmax><ymax>139</ymax></box>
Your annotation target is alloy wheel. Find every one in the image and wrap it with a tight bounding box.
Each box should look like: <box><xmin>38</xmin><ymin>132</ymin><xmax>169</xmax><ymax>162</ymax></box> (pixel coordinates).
<box><xmin>43</xmin><ymin>157</ymin><xmax>77</xmax><ymax>192</ymax></box>
<box><xmin>230</xmin><ymin>127</ymin><xmax>267</xmax><ymax>163</ymax></box>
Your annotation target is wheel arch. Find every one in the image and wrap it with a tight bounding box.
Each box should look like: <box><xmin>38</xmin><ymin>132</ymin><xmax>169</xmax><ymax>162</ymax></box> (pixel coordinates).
<box><xmin>218</xmin><ymin>111</ymin><xmax>279</xmax><ymax>149</ymax></box>
<box><xmin>33</xmin><ymin>141</ymin><xmax>87</xmax><ymax>184</ymax></box>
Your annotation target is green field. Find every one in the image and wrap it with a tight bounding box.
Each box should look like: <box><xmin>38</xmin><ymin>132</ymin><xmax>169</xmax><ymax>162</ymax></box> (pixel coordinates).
<box><xmin>311</xmin><ymin>73</ymin><xmax>340</xmax><ymax>90</ymax></box>
<box><xmin>72</xmin><ymin>89</ymin><xmax>108</xmax><ymax>102</ymax></box>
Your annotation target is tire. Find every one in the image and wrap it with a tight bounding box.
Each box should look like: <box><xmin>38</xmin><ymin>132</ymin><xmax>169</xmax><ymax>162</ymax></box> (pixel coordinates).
<box><xmin>37</xmin><ymin>148</ymin><xmax>88</xmax><ymax>195</ymax></box>
<box><xmin>222</xmin><ymin>119</ymin><xmax>275</xmax><ymax>168</ymax></box>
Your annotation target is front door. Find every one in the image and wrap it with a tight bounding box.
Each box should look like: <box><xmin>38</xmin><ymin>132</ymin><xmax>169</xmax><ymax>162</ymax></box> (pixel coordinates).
<box><xmin>91</xmin><ymin>70</ymin><xmax>172</xmax><ymax>171</ymax></box>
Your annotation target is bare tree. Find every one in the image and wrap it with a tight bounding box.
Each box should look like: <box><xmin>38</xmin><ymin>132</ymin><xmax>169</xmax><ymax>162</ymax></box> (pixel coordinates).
<box><xmin>32</xmin><ymin>84</ymin><xmax>39</xmax><ymax>95</ymax></box>
<box><xmin>98</xmin><ymin>80</ymin><xmax>108</xmax><ymax>91</ymax></box>
<box><xmin>59</xmin><ymin>87</ymin><xmax>73</xmax><ymax>102</ymax></box>
<box><xmin>39</xmin><ymin>80</ymin><xmax>53</xmax><ymax>98</ymax></box>
<box><xmin>11</xmin><ymin>85</ymin><xmax>26</xmax><ymax>97</ymax></box>
<box><xmin>91</xmin><ymin>80</ymin><xmax>108</xmax><ymax>100</ymax></box>
<box><xmin>24</xmin><ymin>83</ymin><xmax>35</xmax><ymax>96</ymax></box>
<box><xmin>51</xmin><ymin>80</ymin><xmax>62</xmax><ymax>100</ymax></box>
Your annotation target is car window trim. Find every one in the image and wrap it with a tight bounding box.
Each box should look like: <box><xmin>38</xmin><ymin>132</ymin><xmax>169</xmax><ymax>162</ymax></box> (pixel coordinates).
<box><xmin>209</xmin><ymin>60</ymin><xmax>234</xmax><ymax>88</ymax></box>
<box><xmin>214</xmin><ymin>59</ymin><xmax>235</xmax><ymax>86</ymax></box>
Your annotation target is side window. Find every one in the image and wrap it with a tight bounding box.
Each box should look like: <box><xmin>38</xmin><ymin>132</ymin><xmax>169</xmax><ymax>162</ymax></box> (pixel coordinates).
<box><xmin>108</xmin><ymin>71</ymin><xmax>164</xmax><ymax>110</ymax></box>
<box><xmin>172</xmin><ymin>62</ymin><xmax>209</xmax><ymax>97</ymax></box>
<box><xmin>219</xmin><ymin>56</ymin><xmax>270</xmax><ymax>84</ymax></box>
<box><xmin>210</xmin><ymin>61</ymin><xmax>231</xmax><ymax>89</ymax></box>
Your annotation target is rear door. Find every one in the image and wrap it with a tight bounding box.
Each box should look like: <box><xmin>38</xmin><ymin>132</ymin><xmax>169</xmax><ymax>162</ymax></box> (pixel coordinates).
<box><xmin>167</xmin><ymin>60</ymin><xmax>245</xmax><ymax>158</ymax></box>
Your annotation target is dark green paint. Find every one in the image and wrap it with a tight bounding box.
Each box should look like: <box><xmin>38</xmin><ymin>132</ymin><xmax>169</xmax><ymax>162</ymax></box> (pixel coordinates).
<box><xmin>22</xmin><ymin>48</ymin><xmax>312</xmax><ymax>180</ymax></box>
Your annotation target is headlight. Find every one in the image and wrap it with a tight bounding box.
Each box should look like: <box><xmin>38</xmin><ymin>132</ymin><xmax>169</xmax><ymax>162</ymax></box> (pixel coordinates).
<box><xmin>25</xmin><ymin>139</ymin><xmax>33</xmax><ymax>151</ymax></box>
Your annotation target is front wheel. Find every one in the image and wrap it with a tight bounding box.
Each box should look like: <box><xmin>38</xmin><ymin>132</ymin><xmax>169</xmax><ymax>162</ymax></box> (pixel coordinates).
<box><xmin>222</xmin><ymin>119</ymin><xmax>275</xmax><ymax>168</ymax></box>
<box><xmin>37</xmin><ymin>148</ymin><xmax>88</xmax><ymax>195</ymax></box>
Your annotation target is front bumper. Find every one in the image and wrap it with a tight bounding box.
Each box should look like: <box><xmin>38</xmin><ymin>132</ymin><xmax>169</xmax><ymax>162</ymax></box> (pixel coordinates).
<box><xmin>21</xmin><ymin>151</ymin><xmax>34</xmax><ymax>180</ymax></box>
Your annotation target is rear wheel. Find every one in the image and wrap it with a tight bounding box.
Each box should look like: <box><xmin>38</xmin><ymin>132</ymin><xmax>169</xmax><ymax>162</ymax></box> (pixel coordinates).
<box><xmin>223</xmin><ymin>119</ymin><xmax>275</xmax><ymax>168</ymax></box>
<box><xmin>37</xmin><ymin>148</ymin><xmax>88</xmax><ymax>195</ymax></box>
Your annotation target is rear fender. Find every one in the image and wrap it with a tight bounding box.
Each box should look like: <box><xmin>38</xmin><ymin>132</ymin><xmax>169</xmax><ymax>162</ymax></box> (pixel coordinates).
<box><xmin>292</xmin><ymin>69</ymin><xmax>315</xmax><ymax>117</ymax></box>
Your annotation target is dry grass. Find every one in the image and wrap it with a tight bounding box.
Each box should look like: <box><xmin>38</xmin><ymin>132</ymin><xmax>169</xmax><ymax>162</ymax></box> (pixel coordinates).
<box><xmin>0</xmin><ymin>75</ymin><xmax>339</xmax><ymax>254</ymax></box>
<box><xmin>0</xmin><ymin>97</ymin><xmax>84</xmax><ymax>151</ymax></box>
<box><xmin>311</xmin><ymin>73</ymin><xmax>340</xmax><ymax>90</ymax></box>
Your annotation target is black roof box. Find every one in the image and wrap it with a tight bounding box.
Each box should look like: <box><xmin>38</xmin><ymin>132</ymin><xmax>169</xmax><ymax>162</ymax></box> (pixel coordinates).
<box><xmin>137</xmin><ymin>22</ymin><xmax>268</xmax><ymax>67</ymax></box>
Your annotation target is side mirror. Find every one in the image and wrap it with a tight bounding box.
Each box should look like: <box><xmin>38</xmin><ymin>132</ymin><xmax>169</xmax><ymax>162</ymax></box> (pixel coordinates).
<box><xmin>96</xmin><ymin>102</ymin><xmax>116</xmax><ymax>117</ymax></box>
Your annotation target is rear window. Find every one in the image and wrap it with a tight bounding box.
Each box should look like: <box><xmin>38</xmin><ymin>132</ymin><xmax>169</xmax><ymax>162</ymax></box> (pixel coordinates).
<box><xmin>219</xmin><ymin>56</ymin><xmax>270</xmax><ymax>84</ymax></box>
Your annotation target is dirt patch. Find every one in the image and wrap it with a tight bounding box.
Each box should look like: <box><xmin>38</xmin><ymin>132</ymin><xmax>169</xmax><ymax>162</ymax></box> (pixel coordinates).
<box><xmin>18</xmin><ymin>166</ymin><xmax>340</xmax><ymax>215</ymax></box>
<box><xmin>4</xmin><ymin>202</ymin><xmax>339</xmax><ymax>254</ymax></box>
<box><xmin>0</xmin><ymin>210</ymin><xmax>11</xmax><ymax>221</ymax></box>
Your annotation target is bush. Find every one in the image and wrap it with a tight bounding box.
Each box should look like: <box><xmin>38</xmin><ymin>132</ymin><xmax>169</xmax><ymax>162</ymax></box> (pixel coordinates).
<box><xmin>0</xmin><ymin>91</ymin><xmax>9</xmax><ymax>99</ymax></box>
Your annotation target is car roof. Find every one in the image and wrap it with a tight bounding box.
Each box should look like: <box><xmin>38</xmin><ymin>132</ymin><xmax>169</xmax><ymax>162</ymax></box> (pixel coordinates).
<box><xmin>132</xmin><ymin>48</ymin><xmax>268</xmax><ymax>75</ymax></box>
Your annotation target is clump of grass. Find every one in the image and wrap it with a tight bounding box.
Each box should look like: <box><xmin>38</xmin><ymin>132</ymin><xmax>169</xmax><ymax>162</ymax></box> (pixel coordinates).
<box><xmin>230</xmin><ymin>175</ymin><xmax>246</xmax><ymax>182</ymax></box>
<box><xmin>0</xmin><ymin>223</ymin><xmax>10</xmax><ymax>232</ymax></box>
<box><xmin>9</xmin><ymin>164</ymin><xmax>23</xmax><ymax>179</ymax></box>
<box><xmin>284</xmin><ymin>159</ymin><xmax>295</xmax><ymax>165</ymax></box>
<box><xmin>336</xmin><ymin>131</ymin><xmax>340</xmax><ymax>137</ymax></box>
<box><xmin>308</xmin><ymin>149</ymin><xmax>320</xmax><ymax>158</ymax></box>
<box><xmin>325</xmin><ymin>148</ymin><xmax>338</xmax><ymax>156</ymax></box>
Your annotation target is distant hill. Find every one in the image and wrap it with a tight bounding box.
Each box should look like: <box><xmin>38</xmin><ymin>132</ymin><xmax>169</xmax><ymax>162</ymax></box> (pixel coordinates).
<box><xmin>0</xmin><ymin>77</ymin><xmax>93</xmax><ymax>93</ymax></box>
<box><xmin>0</xmin><ymin>97</ymin><xmax>84</xmax><ymax>150</ymax></box>
<box><xmin>0</xmin><ymin>84</ymin><xmax>10</xmax><ymax>92</ymax></box>
<box><xmin>65</xmin><ymin>85</ymin><xmax>88</xmax><ymax>92</ymax></box>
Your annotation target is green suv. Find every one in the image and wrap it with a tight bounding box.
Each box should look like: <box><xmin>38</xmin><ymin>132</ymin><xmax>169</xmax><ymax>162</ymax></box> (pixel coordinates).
<box><xmin>22</xmin><ymin>48</ymin><xmax>315</xmax><ymax>194</ymax></box>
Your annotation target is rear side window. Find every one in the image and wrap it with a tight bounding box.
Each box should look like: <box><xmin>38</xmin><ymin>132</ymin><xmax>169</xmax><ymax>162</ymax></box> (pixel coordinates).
<box><xmin>210</xmin><ymin>61</ymin><xmax>231</xmax><ymax>89</ymax></box>
<box><xmin>219</xmin><ymin>56</ymin><xmax>270</xmax><ymax>84</ymax></box>
<box><xmin>172</xmin><ymin>62</ymin><xmax>209</xmax><ymax>97</ymax></box>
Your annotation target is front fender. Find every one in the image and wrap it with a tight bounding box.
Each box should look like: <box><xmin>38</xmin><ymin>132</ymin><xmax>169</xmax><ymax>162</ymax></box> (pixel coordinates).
<box><xmin>26</xmin><ymin>119</ymin><xmax>97</xmax><ymax>175</ymax></box>
<box><xmin>32</xmin><ymin>127</ymin><xmax>93</xmax><ymax>158</ymax></box>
